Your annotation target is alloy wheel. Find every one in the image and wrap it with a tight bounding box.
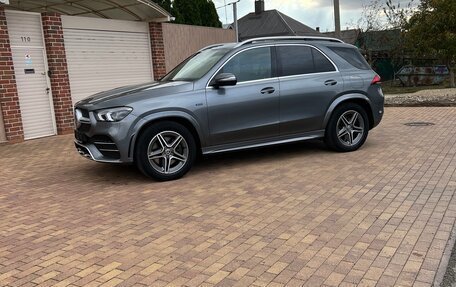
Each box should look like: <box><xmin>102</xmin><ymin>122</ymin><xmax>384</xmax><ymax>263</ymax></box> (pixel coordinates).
<box><xmin>336</xmin><ymin>110</ymin><xmax>365</xmax><ymax>147</ymax></box>
<box><xmin>147</xmin><ymin>131</ymin><xmax>189</xmax><ymax>174</ymax></box>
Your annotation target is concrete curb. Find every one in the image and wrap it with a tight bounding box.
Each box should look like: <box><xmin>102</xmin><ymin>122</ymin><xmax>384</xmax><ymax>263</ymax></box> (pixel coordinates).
<box><xmin>384</xmin><ymin>88</ymin><xmax>456</xmax><ymax>107</ymax></box>
<box><xmin>384</xmin><ymin>96</ymin><xmax>456</xmax><ymax>107</ymax></box>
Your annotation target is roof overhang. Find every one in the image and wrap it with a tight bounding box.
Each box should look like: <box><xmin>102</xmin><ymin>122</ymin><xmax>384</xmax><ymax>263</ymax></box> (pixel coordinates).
<box><xmin>2</xmin><ymin>0</ymin><xmax>172</xmax><ymax>22</ymax></box>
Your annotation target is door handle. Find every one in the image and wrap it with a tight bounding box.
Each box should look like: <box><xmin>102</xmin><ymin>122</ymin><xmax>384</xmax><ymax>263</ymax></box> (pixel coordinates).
<box><xmin>260</xmin><ymin>87</ymin><xmax>275</xmax><ymax>94</ymax></box>
<box><xmin>324</xmin><ymin>80</ymin><xmax>337</xmax><ymax>86</ymax></box>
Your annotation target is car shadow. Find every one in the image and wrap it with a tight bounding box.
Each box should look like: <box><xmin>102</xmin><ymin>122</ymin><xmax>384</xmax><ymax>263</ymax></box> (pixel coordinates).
<box><xmin>73</xmin><ymin>139</ymin><xmax>330</xmax><ymax>184</ymax></box>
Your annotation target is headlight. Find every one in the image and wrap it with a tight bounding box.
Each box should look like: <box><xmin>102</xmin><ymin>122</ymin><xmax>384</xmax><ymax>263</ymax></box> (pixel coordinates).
<box><xmin>96</xmin><ymin>107</ymin><xmax>133</xmax><ymax>122</ymax></box>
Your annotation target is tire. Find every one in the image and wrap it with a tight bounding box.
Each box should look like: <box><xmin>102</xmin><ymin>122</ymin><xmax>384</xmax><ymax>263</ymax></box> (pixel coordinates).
<box><xmin>135</xmin><ymin>121</ymin><xmax>197</xmax><ymax>181</ymax></box>
<box><xmin>325</xmin><ymin>103</ymin><xmax>369</xmax><ymax>152</ymax></box>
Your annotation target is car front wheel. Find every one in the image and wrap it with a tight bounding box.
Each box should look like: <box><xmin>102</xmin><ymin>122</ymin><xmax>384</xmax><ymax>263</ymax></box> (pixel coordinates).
<box><xmin>325</xmin><ymin>103</ymin><xmax>369</xmax><ymax>152</ymax></box>
<box><xmin>135</xmin><ymin>121</ymin><xmax>196</xmax><ymax>181</ymax></box>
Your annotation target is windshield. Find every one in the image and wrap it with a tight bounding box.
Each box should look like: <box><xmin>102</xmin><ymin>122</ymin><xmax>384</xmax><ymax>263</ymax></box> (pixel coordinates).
<box><xmin>161</xmin><ymin>47</ymin><xmax>231</xmax><ymax>82</ymax></box>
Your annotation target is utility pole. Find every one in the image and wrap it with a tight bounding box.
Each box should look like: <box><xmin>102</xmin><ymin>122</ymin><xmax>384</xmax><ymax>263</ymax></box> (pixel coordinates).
<box><xmin>233</xmin><ymin>1</ymin><xmax>239</xmax><ymax>42</ymax></box>
<box><xmin>224</xmin><ymin>0</ymin><xmax>228</xmax><ymax>25</ymax></box>
<box><xmin>334</xmin><ymin>0</ymin><xmax>341</xmax><ymax>39</ymax></box>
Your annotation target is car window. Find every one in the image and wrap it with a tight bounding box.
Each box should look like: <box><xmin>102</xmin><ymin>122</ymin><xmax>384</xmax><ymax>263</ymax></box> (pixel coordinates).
<box><xmin>312</xmin><ymin>49</ymin><xmax>336</xmax><ymax>73</ymax></box>
<box><xmin>277</xmin><ymin>46</ymin><xmax>314</xmax><ymax>76</ymax></box>
<box><xmin>162</xmin><ymin>47</ymin><xmax>231</xmax><ymax>82</ymax></box>
<box><xmin>277</xmin><ymin>45</ymin><xmax>336</xmax><ymax>76</ymax></box>
<box><xmin>219</xmin><ymin>47</ymin><xmax>272</xmax><ymax>82</ymax></box>
<box><xmin>329</xmin><ymin>47</ymin><xmax>371</xmax><ymax>70</ymax></box>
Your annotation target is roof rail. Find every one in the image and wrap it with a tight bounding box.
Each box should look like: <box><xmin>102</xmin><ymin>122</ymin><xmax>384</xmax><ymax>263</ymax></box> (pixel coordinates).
<box><xmin>235</xmin><ymin>36</ymin><xmax>344</xmax><ymax>47</ymax></box>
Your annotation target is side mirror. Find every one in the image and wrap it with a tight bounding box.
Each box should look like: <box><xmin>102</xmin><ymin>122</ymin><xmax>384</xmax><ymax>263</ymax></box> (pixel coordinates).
<box><xmin>211</xmin><ymin>73</ymin><xmax>237</xmax><ymax>88</ymax></box>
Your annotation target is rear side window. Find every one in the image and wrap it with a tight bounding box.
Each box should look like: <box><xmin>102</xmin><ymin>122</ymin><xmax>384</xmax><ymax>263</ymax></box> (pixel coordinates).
<box><xmin>329</xmin><ymin>47</ymin><xmax>371</xmax><ymax>70</ymax></box>
<box><xmin>277</xmin><ymin>46</ymin><xmax>336</xmax><ymax>77</ymax></box>
<box><xmin>277</xmin><ymin>46</ymin><xmax>314</xmax><ymax>76</ymax></box>
<box><xmin>312</xmin><ymin>49</ymin><xmax>336</xmax><ymax>73</ymax></box>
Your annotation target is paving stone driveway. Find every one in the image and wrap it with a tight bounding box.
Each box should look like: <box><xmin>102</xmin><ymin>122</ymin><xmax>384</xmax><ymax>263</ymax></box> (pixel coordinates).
<box><xmin>1</xmin><ymin>107</ymin><xmax>456</xmax><ymax>287</ymax></box>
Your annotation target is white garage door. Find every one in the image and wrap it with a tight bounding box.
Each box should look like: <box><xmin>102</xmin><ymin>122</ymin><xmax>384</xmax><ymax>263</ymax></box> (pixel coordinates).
<box><xmin>6</xmin><ymin>10</ymin><xmax>56</xmax><ymax>140</ymax></box>
<box><xmin>62</xmin><ymin>16</ymin><xmax>154</xmax><ymax>105</ymax></box>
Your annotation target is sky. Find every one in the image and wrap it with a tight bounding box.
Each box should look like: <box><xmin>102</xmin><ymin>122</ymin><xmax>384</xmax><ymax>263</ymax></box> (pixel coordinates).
<box><xmin>213</xmin><ymin>0</ymin><xmax>414</xmax><ymax>32</ymax></box>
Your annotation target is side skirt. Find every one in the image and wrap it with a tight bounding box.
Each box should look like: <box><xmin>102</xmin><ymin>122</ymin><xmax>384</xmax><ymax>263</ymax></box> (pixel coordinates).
<box><xmin>202</xmin><ymin>130</ymin><xmax>325</xmax><ymax>155</ymax></box>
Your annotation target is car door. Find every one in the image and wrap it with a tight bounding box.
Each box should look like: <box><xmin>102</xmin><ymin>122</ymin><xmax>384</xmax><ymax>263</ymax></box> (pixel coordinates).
<box><xmin>206</xmin><ymin>46</ymin><xmax>280</xmax><ymax>146</ymax></box>
<box><xmin>277</xmin><ymin>44</ymin><xmax>343</xmax><ymax>135</ymax></box>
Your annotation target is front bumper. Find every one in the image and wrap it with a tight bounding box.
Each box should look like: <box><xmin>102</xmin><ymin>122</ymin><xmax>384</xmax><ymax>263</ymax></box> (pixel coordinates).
<box><xmin>73</xmin><ymin>107</ymin><xmax>137</xmax><ymax>163</ymax></box>
<box><xmin>74</xmin><ymin>140</ymin><xmax>123</xmax><ymax>163</ymax></box>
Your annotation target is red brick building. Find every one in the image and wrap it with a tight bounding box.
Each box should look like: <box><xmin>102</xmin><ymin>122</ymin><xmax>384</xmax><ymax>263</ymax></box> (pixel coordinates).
<box><xmin>0</xmin><ymin>1</ymin><xmax>234</xmax><ymax>144</ymax></box>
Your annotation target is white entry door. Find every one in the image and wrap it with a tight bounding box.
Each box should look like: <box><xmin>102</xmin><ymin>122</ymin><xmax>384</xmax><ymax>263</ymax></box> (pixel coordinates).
<box><xmin>6</xmin><ymin>10</ymin><xmax>56</xmax><ymax>140</ymax></box>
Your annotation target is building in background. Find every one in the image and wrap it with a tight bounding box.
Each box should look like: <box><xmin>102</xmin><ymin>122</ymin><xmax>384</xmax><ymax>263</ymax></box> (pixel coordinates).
<box><xmin>323</xmin><ymin>28</ymin><xmax>361</xmax><ymax>45</ymax></box>
<box><xmin>237</xmin><ymin>0</ymin><xmax>320</xmax><ymax>41</ymax></box>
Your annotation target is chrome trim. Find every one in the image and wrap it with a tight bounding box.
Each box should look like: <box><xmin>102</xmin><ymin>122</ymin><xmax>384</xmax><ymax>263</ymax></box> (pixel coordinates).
<box><xmin>206</xmin><ymin>44</ymin><xmax>339</xmax><ymax>88</ymax></box>
<box><xmin>74</xmin><ymin>108</ymin><xmax>90</xmax><ymax>129</ymax></box>
<box><xmin>278</xmin><ymin>71</ymin><xmax>339</xmax><ymax>81</ymax></box>
<box><xmin>74</xmin><ymin>141</ymin><xmax>123</xmax><ymax>164</ymax></box>
<box><xmin>202</xmin><ymin>131</ymin><xmax>324</xmax><ymax>154</ymax></box>
<box><xmin>75</xmin><ymin>141</ymin><xmax>95</xmax><ymax>160</ymax></box>
<box><xmin>93</xmin><ymin>141</ymin><xmax>116</xmax><ymax>145</ymax></box>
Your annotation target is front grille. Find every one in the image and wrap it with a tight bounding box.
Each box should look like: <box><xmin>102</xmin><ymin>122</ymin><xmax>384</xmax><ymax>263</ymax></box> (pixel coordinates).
<box><xmin>81</xmin><ymin>109</ymin><xmax>89</xmax><ymax>117</ymax></box>
<box><xmin>75</xmin><ymin>108</ymin><xmax>91</xmax><ymax>132</ymax></box>
<box><xmin>91</xmin><ymin>136</ymin><xmax>121</xmax><ymax>159</ymax></box>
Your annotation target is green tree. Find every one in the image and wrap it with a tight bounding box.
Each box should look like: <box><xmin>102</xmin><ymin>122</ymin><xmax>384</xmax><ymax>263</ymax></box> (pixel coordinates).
<box><xmin>200</xmin><ymin>0</ymin><xmax>222</xmax><ymax>28</ymax></box>
<box><xmin>173</xmin><ymin>0</ymin><xmax>202</xmax><ymax>25</ymax></box>
<box><xmin>157</xmin><ymin>0</ymin><xmax>221</xmax><ymax>28</ymax></box>
<box><xmin>405</xmin><ymin>0</ymin><xmax>456</xmax><ymax>87</ymax></box>
<box><xmin>155</xmin><ymin>0</ymin><xmax>172</xmax><ymax>13</ymax></box>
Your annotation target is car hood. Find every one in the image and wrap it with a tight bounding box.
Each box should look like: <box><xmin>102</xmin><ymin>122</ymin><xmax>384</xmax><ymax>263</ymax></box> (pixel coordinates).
<box><xmin>76</xmin><ymin>81</ymin><xmax>194</xmax><ymax>108</ymax></box>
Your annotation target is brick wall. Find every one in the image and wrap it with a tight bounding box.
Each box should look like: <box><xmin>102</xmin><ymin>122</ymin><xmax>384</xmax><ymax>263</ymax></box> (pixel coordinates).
<box><xmin>42</xmin><ymin>12</ymin><xmax>74</xmax><ymax>135</ymax></box>
<box><xmin>0</xmin><ymin>7</ymin><xmax>24</xmax><ymax>142</ymax></box>
<box><xmin>149</xmin><ymin>22</ymin><xmax>166</xmax><ymax>81</ymax></box>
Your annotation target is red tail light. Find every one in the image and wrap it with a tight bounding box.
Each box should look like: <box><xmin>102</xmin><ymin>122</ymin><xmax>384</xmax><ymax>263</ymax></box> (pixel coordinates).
<box><xmin>371</xmin><ymin>75</ymin><xmax>381</xmax><ymax>85</ymax></box>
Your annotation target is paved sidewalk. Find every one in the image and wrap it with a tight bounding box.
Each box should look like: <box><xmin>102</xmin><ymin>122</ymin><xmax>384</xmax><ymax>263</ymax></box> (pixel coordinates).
<box><xmin>0</xmin><ymin>107</ymin><xmax>456</xmax><ymax>287</ymax></box>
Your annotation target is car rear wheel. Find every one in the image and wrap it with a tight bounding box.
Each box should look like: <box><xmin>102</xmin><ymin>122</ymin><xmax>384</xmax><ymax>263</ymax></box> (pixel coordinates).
<box><xmin>135</xmin><ymin>121</ymin><xmax>196</xmax><ymax>181</ymax></box>
<box><xmin>325</xmin><ymin>103</ymin><xmax>369</xmax><ymax>152</ymax></box>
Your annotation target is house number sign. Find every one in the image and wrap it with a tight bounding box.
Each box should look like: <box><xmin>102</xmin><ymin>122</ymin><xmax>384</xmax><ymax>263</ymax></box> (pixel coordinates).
<box><xmin>21</xmin><ymin>36</ymin><xmax>31</xmax><ymax>43</ymax></box>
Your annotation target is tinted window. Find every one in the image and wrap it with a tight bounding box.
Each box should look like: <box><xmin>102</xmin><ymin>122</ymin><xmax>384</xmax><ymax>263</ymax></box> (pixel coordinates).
<box><xmin>312</xmin><ymin>49</ymin><xmax>336</xmax><ymax>73</ymax></box>
<box><xmin>329</xmin><ymin>47</ymin><xmax>371</xmax><ymax>70</ymax></box>
<box><xmin>219</xmin><ymin>47</ymin><xmax>272</xmax><ymax>82</ymax></box>
<box><xmin>277</xmin><ymin>46</ymin><xmax>314</xmax><ymax>76</ymax></box>
<box><xmin>277</xmin><ymin>46</ymin><xmax>336</xmax><ymax>76</ymax></box>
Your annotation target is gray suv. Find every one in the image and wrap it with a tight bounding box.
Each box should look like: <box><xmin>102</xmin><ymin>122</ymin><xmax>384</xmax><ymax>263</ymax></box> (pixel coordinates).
<box><xmin>74</xmin><ymin>36</ymin><xmax>384</xmax><ymax>181</ymax></box>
